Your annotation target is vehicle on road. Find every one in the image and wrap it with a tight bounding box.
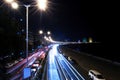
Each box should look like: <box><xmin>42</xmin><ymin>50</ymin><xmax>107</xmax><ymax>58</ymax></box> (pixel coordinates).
<box><xmin>88</xmin><ymin>69</ymin><xmax>105</xmax><ymax>80</ymax></box>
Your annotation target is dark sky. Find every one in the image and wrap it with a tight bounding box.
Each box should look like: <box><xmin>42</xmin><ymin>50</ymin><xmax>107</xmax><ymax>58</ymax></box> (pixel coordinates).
<box><xmin>0</xmin><ymin>0</ymin><xmax>119</xmax><ymax>61</ymax></box>
<box><xmin>25</xmin><ymin>0</ymin><xmax>118</xmax><ymax>42</ymax></box>
<box><xmin>1</xmin><ymin>0</ymin><xmax>119</xmax><ymax>50</ymax></box>
<box><xmin>32</xmin><ymin>0</ymin><xmax>117</xmax><ymax>43</ymax></box>
<box><xmin>31</xmin><ymin>0</ymin><xmax>97</xmax><ymax>41</ymax></box>
<box><xmin>29</xmin><ymin>0</ymin><xmax>119</xmax><ymax>61</ymax></box>
<box><xmin>29</xmin><ymin>0</ymin><xmax>118</xmax><ymax>52</ymax></box>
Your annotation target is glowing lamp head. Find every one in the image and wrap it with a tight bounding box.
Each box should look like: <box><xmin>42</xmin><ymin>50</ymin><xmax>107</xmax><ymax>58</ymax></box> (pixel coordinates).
<box><xmin>39</xmin><ymin>30</ymin><xmax>43</xmax><ymax>34</ymax></box>
<box><xmin>5</xmin><ymin>0</ymin><xmax>14</xmax><ymax>3</ymax></box>
<box><xmin>37</xmin><ymin>0</ymin><xmax>47</xmax><ymax>11</ymax></box>
<box><xmin>11</xmin><ymin>2</ymin><xmax>18</xmax><ymax>9</ymax></box>
<box><xmin>47</xmin><ymin>31</ymin><xmax>51</xmax><ymax>35</ymax></box>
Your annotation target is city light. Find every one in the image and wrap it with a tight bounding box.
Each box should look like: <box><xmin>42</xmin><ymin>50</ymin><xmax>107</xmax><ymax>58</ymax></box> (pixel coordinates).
<box><xmin>37</xmin><ymin>0</ymin><xmax>47</xmax><ymax>11</ymax></box>
<box><xmin>11</xmin><ymin>2</ymin><xmax>18</xmax><ymax>9</ymax></box>
<box><xmin>5</xmin><ymin>0</ymin><xmax>14</xmax><ymax>3</ymax></box>
<box><xmin>4</xmin><ymin>0</ymin><xmax>48</xmax><ymax>67</ymax></box>
<box><xmin>39</xmin><ymin>30</ymin><xmax>43</xmax><ymax>34</ymax></box>
<box><xmin>47</xmin><ymin>31</ymin><xmax>51</xmax><ymax>35</ymax></box>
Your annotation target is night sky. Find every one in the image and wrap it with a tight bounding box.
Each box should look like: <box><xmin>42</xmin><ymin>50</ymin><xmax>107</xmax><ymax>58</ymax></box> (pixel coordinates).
<box><xmin>29</xmin><ymin>0</ymin><xmax>119</xmax><ymax>53</ymax></box>
<box><xmin>0</xmin><ymin>0</ymin><xmax>119</xmax><ymax>51</ymax></box>
<box><xmin>26</xmin><ymin>0</ymin><xmax>118</xmax><ymax>42</ymax></box>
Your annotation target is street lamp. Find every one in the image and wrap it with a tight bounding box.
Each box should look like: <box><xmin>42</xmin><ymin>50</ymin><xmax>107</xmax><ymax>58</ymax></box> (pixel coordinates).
<box><xmin>39</xmin><ymin>30</ymin><xmax>43</xmax><ymax>34</ymax></box>
<box><xmin>11</xmin><ymin>2</ymin><xmax>19</xmax><ymax>9</ymax></box>
<box><xmin>37</xmin><ymin>0</ymin><xmax>47</xmax><ymax>11</ymax></box>
<box><xmin>5</xmin><ymin>0</ymin><xmax>48</xmax><ymax>67</ymax></box>
<box><xmin>47</xmin><ymin>31</ymin><xmax>51</xmax><ymax>35</ymax></box>
<box><xmin>5</xmin><ymin>0</ymin><xmax>14</xmax><ymax>3</ymax></box>
<box><xmin>25</xmin><ymin>5</ymin><xmax>30</xmax><ymax>67</ymax></box>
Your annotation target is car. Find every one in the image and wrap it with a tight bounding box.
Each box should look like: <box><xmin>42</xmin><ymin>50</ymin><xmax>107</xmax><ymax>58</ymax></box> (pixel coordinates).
<box><xmin>32</xmin><ymin>63</ymin><xmax>39</xmax><ymax>67</ymax></box>
<box><xmin>5</xmin><ymin>63</ymin><xmax>13</xmax><ymax>68</ymax></box>
<box><xmin>31</xmin><ymin>67</ymin><xmax>37</xmax><ymax>72</ymax></box>
<box><xmin>88</xmin><ymin>69</ymin><xmax>105</xmax><ymax>80</ymax></box>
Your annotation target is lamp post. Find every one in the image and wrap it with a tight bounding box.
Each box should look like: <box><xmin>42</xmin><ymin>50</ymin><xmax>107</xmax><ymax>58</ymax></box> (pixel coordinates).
<box><xmin>5</xmin><ymin>0</ymin><xmax>48</xmax><ymax>67</ymax></box>
<box><xmin>24</xmin><ymin>2</ymin><xmax>47</xmax><ymax>66</ymax></box>
<box><xmin>25</xmin><ymin>5</ymin><xmax>30</xmax><ymax>67</ymax></box>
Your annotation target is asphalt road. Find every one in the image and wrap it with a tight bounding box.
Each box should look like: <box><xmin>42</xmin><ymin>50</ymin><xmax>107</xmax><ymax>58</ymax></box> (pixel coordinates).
<box><xmin>59</xmin><ymin>46</ymin><xmax>120</xmax><ymax>80</ymax></box>
<box><xmin>47</xmin><ymin>44</ymin><xmax>85</xmax><ymax>80</ymax></box>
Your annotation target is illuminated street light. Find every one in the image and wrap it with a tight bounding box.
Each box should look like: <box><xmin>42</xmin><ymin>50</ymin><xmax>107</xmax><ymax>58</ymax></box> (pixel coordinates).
<box><xmin>11</xmin><ymin>2</ymin><xmax>18</xmax><ymax>9</ymax></box>
<box><xmin>37</xmin><ymin>0</ymin><xmax>47</xmax><ymax>11</ymax></box>
<box><xmin>48</xmin><ymin>36</ymin><xmax>54</xmax><ymax>42</ymax></box>
<box><xmin>39</xmin><ymin>30</ymin><xmax>43</xmax><ymax>34</ymax></box>
<box><xmin>47</xmin><ymin>31</ymin><xmax>51</xmax><ymax>35</ymax></box>
<box><xmin>5</xmin><ymin>0</ymin><xmax>14</xmax><ymax>3</ymax></box>
<box><xmin>44</xmin><ymin>36</ymin><xmax>49</xmax><ymax>41</ymax></box>
<box><xmin>4</xmin><ymin>0</ymin><xmax>48</xmax><ymax>67</ymax></box>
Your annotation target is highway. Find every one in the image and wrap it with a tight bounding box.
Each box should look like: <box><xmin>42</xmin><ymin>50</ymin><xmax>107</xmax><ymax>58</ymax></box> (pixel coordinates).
<box><xmin>59</xmin><ymin>45</ymin><xmax>120</xmax><ymax>80</ymax></box>
<box><xmin>4</xmin><ymin>43</ymin><xmax>120</xmax><ymax>80</ymax></box>
<box><xmin>46</xmin><ymin>44</ymin><xmax>85</xmax><ymax>80</ymax></box>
